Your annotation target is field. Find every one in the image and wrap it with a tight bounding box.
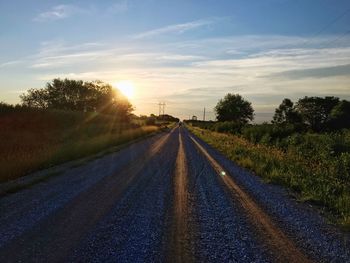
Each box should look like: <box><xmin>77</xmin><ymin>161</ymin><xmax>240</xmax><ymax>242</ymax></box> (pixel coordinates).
<box><xmin>0</xmin><ymin>110</ymin><xmax>159</xmax><ymax>183</ymax></box>
<box><xmin>187</xmin><ymin>125</ymin><xmax>350</xmax><ymax>228</ymax></box>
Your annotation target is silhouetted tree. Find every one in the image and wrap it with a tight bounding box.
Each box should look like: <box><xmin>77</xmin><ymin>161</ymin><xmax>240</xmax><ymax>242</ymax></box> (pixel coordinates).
<box><xmin>329</xmin><ymin>100</ymin><xmax>350</xmax><ymax>129</ymax></box>
<box><xmin>272</xmin><ymin>98</ymin><xmax>302</xmax><ymax>124</ymax></box>
<box><xmin>296</xmin><ymin>96</ymin><xmax>339</xmax><ymax>131</ymax></box>
<box><xmin>215</xmin><ymin>93</ymin><xmax>254</xmax><ymax>124</ymax></box>
<box><xmin>20</xmin><ymin>79</ymin><xmax>133</xmax><ymax>119</ymax></box>
<box><xmin>20</xmin><ymin>88</ymin><xmax>48</xmax><ymax>109</ymax></box>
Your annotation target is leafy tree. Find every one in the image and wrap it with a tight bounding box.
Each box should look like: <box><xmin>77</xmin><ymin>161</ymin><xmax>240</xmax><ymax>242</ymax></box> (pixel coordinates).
<box><xmin>296</xmin><ymin>96</ymin><xmax>339</xmax><ymax>131</ymax></box>
<box><xmin>20</xmin><ymin>78</ymin><xmax>133</xmax><ymax>119</ymax></box>
<box><xmin>215</xmin><ymin>93</ymin><xmax>254</xmax><ymax>124</ymax></box>
<box><xmin>272</xmin><ymin>98</ymin><xmax>302</xmax><ymax>124</ymax></box>
<box><xmin>20</xmin><ymin>88</ymin><xmax>48</xmax><ymax>109</ymax></box>
<box><xmin>329</xmin><ymin>100</ymin><xmax>350</xmax><ymax>129</ymax></box>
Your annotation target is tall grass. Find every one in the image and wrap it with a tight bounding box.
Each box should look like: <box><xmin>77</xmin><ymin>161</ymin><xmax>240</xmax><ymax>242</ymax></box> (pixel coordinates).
<box><xmin>0</xmin><ymin>110</ymin><xmax>158</xmax><ymax>182</ymax></box>
<box><xmin>188</xmin><ymin>126</ymin><xmax>350</xmax><ymax>228</ymax></box>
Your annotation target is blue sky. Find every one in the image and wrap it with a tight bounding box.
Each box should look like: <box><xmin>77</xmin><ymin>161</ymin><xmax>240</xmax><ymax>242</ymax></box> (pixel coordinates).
<box><xmin>1</xmin><ymin>0</ymin><xmax>350</xmax><ymax>121</ymax></box>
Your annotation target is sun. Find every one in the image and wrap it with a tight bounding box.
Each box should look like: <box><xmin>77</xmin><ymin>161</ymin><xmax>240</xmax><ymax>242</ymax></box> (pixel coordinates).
<box><xmin>114</xmin><ymin>80</ymin><xmax>135</xmax><ymax>99</ymax></box>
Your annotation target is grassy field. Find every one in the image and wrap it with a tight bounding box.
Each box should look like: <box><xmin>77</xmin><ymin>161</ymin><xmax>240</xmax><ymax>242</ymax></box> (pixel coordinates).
<box><xmin>0</xmin><ymin>110</ymin><xmax>159</xmax><ymax>183</ymax></box>
<box><xmin>188</xmin><ymin>125</ymin><xmax>350</xmax><ymax>228</ymax></box>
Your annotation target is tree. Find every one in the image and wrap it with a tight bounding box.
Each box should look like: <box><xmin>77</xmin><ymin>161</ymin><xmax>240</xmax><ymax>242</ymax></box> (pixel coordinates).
<box><xmin>214</xmin><ymin>93</ymin><xmax>254</xmax><ymax>124</ymax></box>
<box><xmin>296</xmin><ymin>96</ymin><xmax>339</xmax><ymax>131</ymax></box>
<box><xmin>272</xmin><ymin>98</ymin><xmax>302</xmax><ymax>124</ymax></box>
<box><xmin>329</xmin><ymin>100</ymin><xmax>350</xmax><ymax>129</ymax></box>
<box><xmin>20</xmin><ymin>88</ymin><xmax>48</xmax><ymax>109</ymax></box>
<box><xmin>20</xmin><ymin>78</ymin><xmax>133</xmax><ymax>119</ymax></box>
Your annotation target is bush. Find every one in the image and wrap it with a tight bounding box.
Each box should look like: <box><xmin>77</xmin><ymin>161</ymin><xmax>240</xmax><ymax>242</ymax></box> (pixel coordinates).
<box><xmin>213</xmin><ymin>121</ymin><xmax>242</xmax><ymax>133</ymax></box>
<box><xmin>189</xmin><ymin>126</ymin><xmax>350</xmax><ymax>227</ymax></box>
<box><xmin>145</xmin><ymin>117</ymin><xmax>156</xmax><ymax>126</ymax></box>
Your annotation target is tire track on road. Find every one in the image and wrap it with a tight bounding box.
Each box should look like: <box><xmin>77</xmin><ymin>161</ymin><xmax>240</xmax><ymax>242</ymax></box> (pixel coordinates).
<box><xmin>189</xmin><ymin>134</ymin><xmax>312</xmax><ymax>263</ymax></box>
<box><xmin>69</xmin><ymin>128</ymin><xmax>180</xmax><ymax>262</ymax></box>
<box><xmin>166</xmin><ymin>128</ymin><xmax>194</xmax><ymax>263</ymax></box>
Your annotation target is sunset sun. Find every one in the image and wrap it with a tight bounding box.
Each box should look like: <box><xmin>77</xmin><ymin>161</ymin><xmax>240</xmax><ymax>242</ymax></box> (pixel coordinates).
<box><xmin>114</xmin><ymin>81</ymin><xmax>135</xmax><ymax>99</ymax></box>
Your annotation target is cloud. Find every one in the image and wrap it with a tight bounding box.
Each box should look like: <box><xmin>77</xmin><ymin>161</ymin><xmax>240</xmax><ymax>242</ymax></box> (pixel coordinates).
<box><xmin>108</xmin><ymin>0</ymin><xmax>129</xmax><ymax>14</ymax></box>
<box><xmin>33</xmin><ymin>5</ymin><xmax>85</xmax><ymax>22</ymax></box>
<box><xmin>15</xmin><ymin>34</ymin><xmax>350</xmax><ymax>120</ymax></box>
<box><xmin>272</xmin><ymin>64</ymin><xmax>350</xmax><ymax>79</ymax></box>
<box><xmin>133</xmin><ymin>18</ymin><xmax>216</xmax><ymax>39</ymax></box>
<box><xmin>0</xmin><ymin>60</ymin><xmax>24</xmax><ymax>68</ymax></box>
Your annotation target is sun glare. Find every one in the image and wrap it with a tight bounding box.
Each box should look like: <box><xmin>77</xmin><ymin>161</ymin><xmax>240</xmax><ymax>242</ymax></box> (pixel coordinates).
<box><xmin>114</xmin><ymin>81</ymin><xmax>135</xmax><ymax>99</ymax></box>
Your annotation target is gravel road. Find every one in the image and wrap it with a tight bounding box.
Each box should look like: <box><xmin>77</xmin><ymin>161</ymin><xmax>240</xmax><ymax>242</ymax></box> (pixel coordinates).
<box><xmin>0</xmin><ymin>126</ymin><xmax>349</xmax><ymax>262</ymax></box>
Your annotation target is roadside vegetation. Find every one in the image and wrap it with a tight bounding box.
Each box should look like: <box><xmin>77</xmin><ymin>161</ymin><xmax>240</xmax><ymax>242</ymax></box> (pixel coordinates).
<box><xmin>0</xmin><ymin>79</ymin><xmax>171</xmax><ymax>183</ymax></box>
<box><xmin>187</xmin><ymin>93</ymin><xmax>350</xmax><ymax>227</ymax></box>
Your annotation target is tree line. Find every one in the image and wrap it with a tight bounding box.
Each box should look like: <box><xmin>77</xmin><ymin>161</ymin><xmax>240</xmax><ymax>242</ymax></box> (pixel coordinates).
<box><xmin>214</xmin><ymin>93</ymin><xmax>350</xmax><ymax>131</ymax></box>
<box><xmin>2</xmin><ymin>78</ymin><xmax>133</xmax><ymax>121</ymax></box>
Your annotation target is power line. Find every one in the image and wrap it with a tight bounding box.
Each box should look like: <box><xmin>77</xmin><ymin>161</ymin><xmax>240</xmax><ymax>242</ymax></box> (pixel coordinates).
<box><xmin>318</xmin><ymin>29</ymin><xmax>350</xmax><ymax>49</ymax></box>
<box><xmin>158</xmin><ymin>102</ymin><xmax>166</xmax><ymax>116</ymax></box>
<box><xmin>311</xmin><ymin>7</ymin><xmax>350</xmax><ymax>38</ymax></box>
<box><xmin>276</xmin><ymin>6</ymin><xmax>350</xmax><ymax>51</ymax></box>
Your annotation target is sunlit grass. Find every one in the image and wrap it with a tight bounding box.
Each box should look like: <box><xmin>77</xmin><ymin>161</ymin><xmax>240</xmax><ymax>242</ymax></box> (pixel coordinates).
<box><xmin>188</xmin><ymin>126</ymin><xmax>350</xmax><ymax>228</ymax></box>
<box><xmin>0</xmin><ymin>110</ymin><xmax>158</xmax><ymax>183</ymax></box>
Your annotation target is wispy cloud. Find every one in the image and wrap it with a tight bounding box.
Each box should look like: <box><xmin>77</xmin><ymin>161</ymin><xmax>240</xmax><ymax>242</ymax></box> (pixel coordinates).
<box><xmin>11</xmin><ymin>34</ymin><xmax>350</xmax><ymax>120</ymax></box>
<box><xmin>133</xmin><ymin>18</ymin><xmax>216</xmax><ymax>39</ymax></box>
<box><xmin>33</xmin><ymin>5</ymin><xmax>85</xmax><ymax>22</ymax></box>
<box><xmin>272</xmin><ymin>64</ymin><xmax>350</xmax><ymax>79</ymax></box>
<box><xmin>108</xmin><ymin>0</ymin><xmax>129</xmax><ymax>14</ymax></box>
<box><xmin>0</xmin><ymin>60</ymin><xmax>24</xmax><ymax>68</ymax></box>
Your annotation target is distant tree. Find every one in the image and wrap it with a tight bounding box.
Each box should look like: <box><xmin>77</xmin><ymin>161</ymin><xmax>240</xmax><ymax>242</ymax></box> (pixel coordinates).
<box><xmin>329</xmin><ymin>100</ymin><xmax>350</xmax><ymax>129</ymax></box>
<box><xmin>158</xmin><ymin>114</ymin><xmax>179</xmax><ymax>122</ymax></box>
<box><xmin>215</xmin><ymin>93</ymin><xmax>254</xmax><ymax>124</ymax></box>
<box><xmin>272</xmin><ymin>98</ymin><xmax>302</xmax><ymax>124</ymax></box>
<box><xmin>20</xmin><ymin>88</ymin><xmax>48</xmax><ymax>109</ymax></box>
<box><xmin>296</xmin><ymin>96</ymin><xmax>339</xmax><ymax>131</ymax></box>
<box><xmin>20</xmin><ymin>78</ymin><xmax>133</xmax><ymax>119</ymax></box>
<box><xmin>0</xmin><ymin>102</ymin><xmax>16</xmax><ymax>114</ymax></box>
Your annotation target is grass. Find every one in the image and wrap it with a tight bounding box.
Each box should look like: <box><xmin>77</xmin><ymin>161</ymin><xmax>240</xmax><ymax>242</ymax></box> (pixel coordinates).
<box><xmin>188</xmin><ymin>125</ymin><xmax>350</xmax><ymax>228</ymax></box>
<box><xmin>0</xmin><ymin>110</ymin><xmax>159</xmax><ymax>183</ymax></box>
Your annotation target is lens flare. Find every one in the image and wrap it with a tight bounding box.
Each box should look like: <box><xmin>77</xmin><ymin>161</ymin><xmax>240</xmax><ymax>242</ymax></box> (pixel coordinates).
<box><xmin>114</xmin><ymin>81</ymin><xmax>135</xmax><ymax>99</ymax></box>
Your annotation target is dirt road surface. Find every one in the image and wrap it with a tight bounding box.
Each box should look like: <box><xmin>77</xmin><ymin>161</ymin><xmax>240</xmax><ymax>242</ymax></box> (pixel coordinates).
<box><xmin>0</xmin><ymin>127</ymin><xmax>349</xmax><ymax>262</ymax></box>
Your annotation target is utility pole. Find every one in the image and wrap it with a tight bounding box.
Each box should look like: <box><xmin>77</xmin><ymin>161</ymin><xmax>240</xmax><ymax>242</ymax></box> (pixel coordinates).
<box><xmin>203</xmin><ymin>107</ymin><xmax>206</xmax><ymax>121</ymax></box>
<box><xmin>158</xmin><ymin>102</ymin><xmax>162</xmax><ymax>116</ymax></box>
<box><xmin>158</xmin><ymin>102</ymin><xmax>166</xmax><ymax>117</ymax></box>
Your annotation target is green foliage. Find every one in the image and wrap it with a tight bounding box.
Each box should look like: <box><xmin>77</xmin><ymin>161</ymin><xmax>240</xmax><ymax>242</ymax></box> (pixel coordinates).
<box><xmin>272</xmin><ymin>96</ymin><xmax>350</xmax><ymax>132</ymax></box>
<box><xmin>213</xmin><ymin>121</ymin><xmax>242</xmax><ymax>133</ymax></box>
<box><xmin>241</xmin><ymin>123</ymin><xmax>305</xmax><ymax>147</ymax></box>
<box><xmin>187</xmin><ymin>120</ymin><xmax>241</xmax><ymax>133</ymax></box>
<box><xmin>272</xmin><ymin>98</ymin><xmax>302</xmax><ymax>124</ymax></box>
<box><xmin>329</xmin><ymin>100</ymin><xmax>350</xmax><ymax>130</ymax></box>
<box><xmin>296</xmin><ymin>96</ymin><xmax>339</xmax><ymax>131</ymax></box>
<box><xmin>189</xmin><ymin>126</ymin><xmax>350</xmax><ymax>227</ymax></box>
<box><xmin>214</xmin><ymin>93</ymin><xmax>254</xmax><ymax>124</ymax></box>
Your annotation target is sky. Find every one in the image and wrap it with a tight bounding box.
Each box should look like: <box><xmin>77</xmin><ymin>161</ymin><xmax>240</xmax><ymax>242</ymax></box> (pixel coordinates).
<box><xmin>1</xmin><ymin>0</ymin><xmax>350</xmax><ymax>122</ymax></box>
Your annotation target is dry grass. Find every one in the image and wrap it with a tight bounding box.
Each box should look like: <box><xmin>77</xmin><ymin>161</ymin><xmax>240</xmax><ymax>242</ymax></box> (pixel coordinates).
<box><xmin>0</xmin><ymin>110</ymin><xmax>158</xmax><ymax>183</ymax></box>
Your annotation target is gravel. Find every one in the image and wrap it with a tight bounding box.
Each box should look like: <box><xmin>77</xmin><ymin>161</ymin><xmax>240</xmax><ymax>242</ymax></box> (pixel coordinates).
<box><xmin>189</xmin><ymin>129</ymin><xmax>350</xmax><ymax>262</ymax></box>
<box><xmin>0</xmin><ymin>132</ymin><xmax>164</xmax><ymax>248</ymax></box>
<box><xmin>68</xmin><ymin>129</ymin><xmax>179</xmax><ymax>262</ymax></box>
<box><xmin>1</xmin><ymin>127</ymin><xmax>349</xmax><ymax>262</ymax></box>
<box><xmin>182</xmin><ymin>129</ymin><xmax>273</xmax><ymax>262</ymax></box>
